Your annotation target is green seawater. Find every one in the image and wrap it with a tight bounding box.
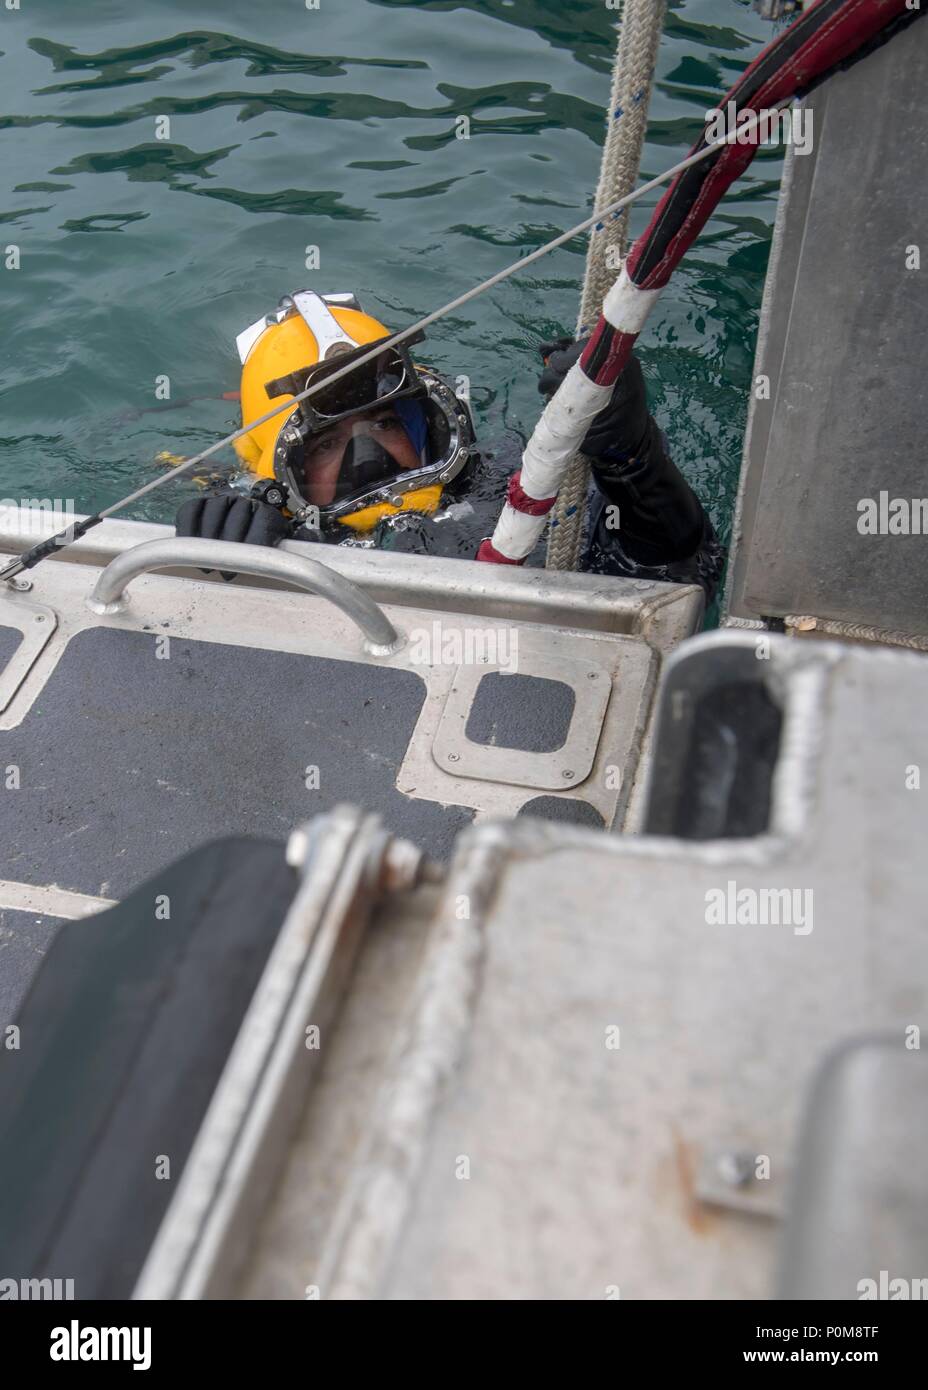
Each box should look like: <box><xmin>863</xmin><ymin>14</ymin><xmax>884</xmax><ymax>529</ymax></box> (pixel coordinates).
<box><xmin>0</xmin><ymin>0</ymin><xmax>785</xmax><ymax>554</ymax></box>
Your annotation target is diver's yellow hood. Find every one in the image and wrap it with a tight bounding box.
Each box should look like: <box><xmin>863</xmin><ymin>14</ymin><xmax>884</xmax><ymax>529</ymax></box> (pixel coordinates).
<box><xmin>336</xmin><ymin>485</ymin><xmax>444</xmax><ymax>533</ymax></box>
<box><xmin>234</xmin><ymin>294</ymin><xmax>391</xmax><ymax>479</ymax></box>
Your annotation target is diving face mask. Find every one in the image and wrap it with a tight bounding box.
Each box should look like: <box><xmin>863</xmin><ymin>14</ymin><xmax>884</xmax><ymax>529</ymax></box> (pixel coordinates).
<box><xmin>272</xmin><ymin>337</ymin><xmax>476</xmax><ymax>531</ymax></box>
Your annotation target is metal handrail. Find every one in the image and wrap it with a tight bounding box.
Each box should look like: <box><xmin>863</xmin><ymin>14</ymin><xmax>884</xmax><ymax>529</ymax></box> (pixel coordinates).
<box><xmin>87</xmin><ymin>538</ymin><xmax>402</xmax><ymax>654</ymax></box>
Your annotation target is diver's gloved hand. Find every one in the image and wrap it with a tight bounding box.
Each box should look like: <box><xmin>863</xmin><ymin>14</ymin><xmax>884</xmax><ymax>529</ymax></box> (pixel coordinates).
<box><xmin>536</xmin><ymin>336</ymin><xmax>577</xmax><ymax>397</ymax></box>
<box><xmin>537</xmin><ymin>336</ymin><xmax>650</xmax><ymax>463</ymax></box>
<box><xmin>175</xmin><ymin>489</ymin><xmax>291</xmax><ymax>581</ymax></box>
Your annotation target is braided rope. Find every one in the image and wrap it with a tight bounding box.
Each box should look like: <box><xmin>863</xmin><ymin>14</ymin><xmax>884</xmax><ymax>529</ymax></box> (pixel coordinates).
<box><xmin>546</xmin><ymin>0</ymin><xmax>667</xmax><ymax>570</ymax></box>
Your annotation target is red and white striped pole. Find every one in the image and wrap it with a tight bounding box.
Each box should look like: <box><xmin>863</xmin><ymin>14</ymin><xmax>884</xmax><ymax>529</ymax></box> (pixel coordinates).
<box><xmin>476</xmin><ymin>266</ymin><xmax>661</xmax><ymax>564</ymax></box>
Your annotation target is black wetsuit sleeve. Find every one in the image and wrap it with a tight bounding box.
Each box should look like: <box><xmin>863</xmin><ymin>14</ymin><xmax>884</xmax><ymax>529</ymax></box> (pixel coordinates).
<box><xmin>538</xmin><ymin>344</ymin><xmax>723</xmax><ymax>594</ymax></box>
<box><xmin>584</xmin><ymin>423</ymin><xmax>726</xmax><ymax>602</ymax></box>
<box><xmin>590</xmin><ymin>418</ymin><xmax>708</xmax><ymax>565</ymax></box>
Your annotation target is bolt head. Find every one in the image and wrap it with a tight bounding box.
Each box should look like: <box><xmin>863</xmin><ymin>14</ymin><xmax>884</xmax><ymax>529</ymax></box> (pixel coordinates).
<box><xmin>716</xmin><ymin>1151</ymin><xmax>754</xmax><ymax>1187</ymax></box>
<box><xmin>286</xmin><ymin>826</ymin><xmax>310</xmax><ymax>869</ymax></box>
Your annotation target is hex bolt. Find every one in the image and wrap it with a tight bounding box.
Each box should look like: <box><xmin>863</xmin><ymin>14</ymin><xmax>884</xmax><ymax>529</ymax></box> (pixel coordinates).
<box><xmin>285</xmin><ymin>826</ymin><xmax>311</xmax><ymax>869</ymax></box>
<box><xmin>379</xmin><ymin>838</ymin><xmax>429</xmax><ymax>893</ymax></box>
<box><xmin>716</xmin><ymin>1150</ymin><xmax>755</xmax><ymax>1188</ymax></box>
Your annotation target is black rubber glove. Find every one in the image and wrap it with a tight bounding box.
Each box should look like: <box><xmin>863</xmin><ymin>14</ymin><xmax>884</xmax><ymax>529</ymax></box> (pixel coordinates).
<box><xmin>538</xmin><ymin>337</ymin><xmax>650</xmax><ymax>462</ymax></box>
<box><xmin>175</xmin><ymin>491</ymin><xmax>291</xmax><ymax>580</ymax></box>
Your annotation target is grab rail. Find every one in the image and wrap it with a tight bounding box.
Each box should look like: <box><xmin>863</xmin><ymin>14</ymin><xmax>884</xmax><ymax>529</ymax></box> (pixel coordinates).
<box><xmin>87</xmin><ymin>538</ymin><xmax>402</xmax><ymax>654</ymax></box>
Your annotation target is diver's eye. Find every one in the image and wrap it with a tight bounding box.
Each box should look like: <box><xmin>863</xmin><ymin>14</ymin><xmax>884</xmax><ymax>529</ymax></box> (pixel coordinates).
<box><xmin>305</xmin><ymin>434</ymin><xmax>341</xmax><ymax>460</ymax></box>
<box><xmin>369</xmin><ymin>414</ymin><xmax>401</xmax><ymax>432</ymax></box>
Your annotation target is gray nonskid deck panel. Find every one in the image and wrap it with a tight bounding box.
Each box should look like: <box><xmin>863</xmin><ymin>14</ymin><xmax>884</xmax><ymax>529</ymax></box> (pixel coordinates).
<box><xmin>0</xmin><ymin>909</ymin><xmax>63</xmax><ymax>1029</ymax></box>
<box><xmin>0</xmin><ymin>626</ymin><xmax>474</xmax><ymax>899</ymax></box>
<box><xmin>0</xmin><ymin>625</ymin><xmax>22</xmax><ymax>669</ymax></box>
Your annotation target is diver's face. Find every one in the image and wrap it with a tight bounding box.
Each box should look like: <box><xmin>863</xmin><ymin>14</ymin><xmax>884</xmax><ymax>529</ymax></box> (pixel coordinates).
<box><xmin>299</xmin><ymin>405</ymin><xmax>420</xmax><ymax>506</ymax></box>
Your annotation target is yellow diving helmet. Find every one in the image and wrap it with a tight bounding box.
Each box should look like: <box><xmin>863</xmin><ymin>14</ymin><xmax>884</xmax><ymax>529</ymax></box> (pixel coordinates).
<box><xmin>233</xmin><ymin>290</ymin><xmax>474</xmax><ymax>534</ymax></box>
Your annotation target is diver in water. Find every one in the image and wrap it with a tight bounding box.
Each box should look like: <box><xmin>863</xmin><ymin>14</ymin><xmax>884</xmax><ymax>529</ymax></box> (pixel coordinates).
<box><xmin>176</xmin><ymin>290</ymin><xmax>724</xmax><ymax>599</ymax></box>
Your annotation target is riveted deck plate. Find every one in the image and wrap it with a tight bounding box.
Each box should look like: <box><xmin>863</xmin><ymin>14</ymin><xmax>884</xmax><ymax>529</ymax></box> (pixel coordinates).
<box><xmin>432</xmin><ymin>653</ymin><xmax>611</xmax><ymax>790</ymax></box>
<box><xmin>0</xmin><ymin>594</ymin><xmax>57</xmax><ymax>714</ymax></box>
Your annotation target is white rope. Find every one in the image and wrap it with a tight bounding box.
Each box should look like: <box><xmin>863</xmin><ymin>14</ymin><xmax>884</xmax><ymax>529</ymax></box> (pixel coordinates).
<box><xmin>546</xmin><ymin>0</ymin><xmax>668</xmax><ymax>572</ymax></box>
